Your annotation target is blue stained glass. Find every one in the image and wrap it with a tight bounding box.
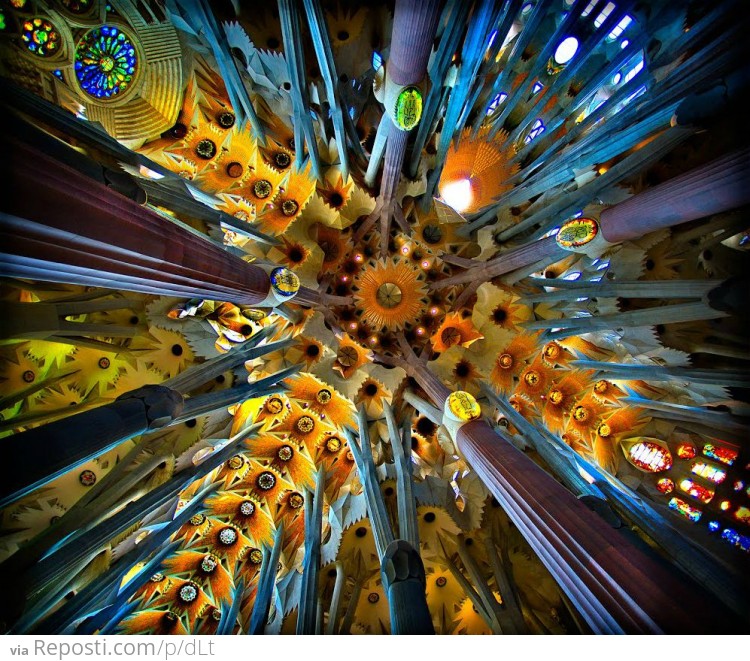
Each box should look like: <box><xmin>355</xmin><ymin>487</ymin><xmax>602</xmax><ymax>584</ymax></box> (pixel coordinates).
<box><xmin>74</xmin><ymin>25</ymin><xmax>137</xmax><ymax>99</ymax></box>
<box><xmin>721</xmin><ymin>528</ymin><xmax>740</xmax><ymax>545</ymax></box>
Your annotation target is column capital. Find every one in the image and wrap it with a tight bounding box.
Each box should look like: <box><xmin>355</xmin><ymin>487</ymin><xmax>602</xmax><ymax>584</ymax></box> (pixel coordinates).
<box><xmin>116</xmin><ymin>385</ymin><xmax>184</xmax><ymax>429</ymax></box>
<box><xmin>380</xmin><ymin>539</ymin><xmax>427</xmax><ymax>590</ymax></box>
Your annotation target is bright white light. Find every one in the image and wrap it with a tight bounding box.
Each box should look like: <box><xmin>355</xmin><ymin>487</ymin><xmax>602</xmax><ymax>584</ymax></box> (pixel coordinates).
<box><xmin>578</xmin><ymin>465</ymin><xmax>596</xmax><ymax>484</ymax></box>
<box><xmin>139</xmin><ymin>165</ymin><xmax>164</xmax><ymax>180</ymax></box>
<box><xmin>624</xmin><ymin>58</ymin><xmax>644</xmax><ymax>83</ymax></box>
<box><xmin>612</xmin><ymin>72</ymin><xmax>622</xmax><ymax>85</ymax></box>
<box><xmin>608</xmin><ymin>15</ymin><xmax>632</xmax><ymax>41</ymax></box>
<box><xmin>554</xmin><ymin>36</ymin><xmax>579</xmax><ymax>64</ymax></box>
<box><xmin>594</xmin><ymin>2</ymin><xmax>615</xmax><ymax>28</ymax></box>
<box><xmin>440</xmin><ymin>178</ymin><xmax>473</xmax><ymax>213</ymax></box>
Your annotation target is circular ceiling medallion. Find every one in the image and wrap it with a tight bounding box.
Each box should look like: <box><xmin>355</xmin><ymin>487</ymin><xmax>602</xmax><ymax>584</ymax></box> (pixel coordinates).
<box><xmin>376</xmin><ymin>282</ymin><xmax>402</xmax><ymax>308</ymax></box>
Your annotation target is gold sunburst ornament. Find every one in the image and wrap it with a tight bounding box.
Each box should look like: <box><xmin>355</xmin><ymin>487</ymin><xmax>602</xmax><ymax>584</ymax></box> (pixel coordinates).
<box><xmin>353</xmin><ymin>259</ymin><xmax>426</xmax><ymax>330</ymax></box>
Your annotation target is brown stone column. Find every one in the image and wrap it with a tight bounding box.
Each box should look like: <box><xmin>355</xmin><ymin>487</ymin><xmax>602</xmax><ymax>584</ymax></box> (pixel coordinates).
<box><xmin>388</xmin><ymin>0</ymin><xmax>442</xmax><ymax>87</ymax></box>
<box><xmin>406</xmin><ymin>366</ymin><xmax>741</xmax><ymax>633</ymax></box>
<box><xmin>379</xmin><ymin>0</ymin><xmax>441</xmax><ymax>200</ymax></box>
<box><xmin>0</xmin><ymin>138</ymin><xmax>271</xmax><ymax>305</ymax></box>
<box><xmin>435</xmin><ymin>147</ymin><xmax>750</xmax><ymax>292</ymax></box>
<box><xmin>599</xmin><ymin>146</ymin><xmax>750</xmax><ymax>243</ymax></box>
<box><xmin>432</xmin><ymin>236</ymin><xmax>566</xmax><ymax>289</ymax></box>
<box><xmin>454</xmin><ymin>420</ymin><xmax>739</xmax><ymax>633</ymax></box>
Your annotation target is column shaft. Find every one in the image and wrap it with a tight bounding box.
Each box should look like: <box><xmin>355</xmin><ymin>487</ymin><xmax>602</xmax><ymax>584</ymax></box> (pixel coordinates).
<box><xmin>0</xmin><ymin>139</ymin><xmax>271</xmax><ymax>305</ymax></box>
<box><xmin>388</xmin><ymin>0</ymin><xmax>442</xmax><ymax>86</ymax></box>
<box><xmin>599</xmin><ymin>147</ymin><xmax>750</xmax><ymax>243</ymax></box>
<box><xmin>378</xmin><ymin>0</ymin><xmax>441</xmax><ymax>202</ymax></box>
<box><xmin>455</xmin><ymin>419</ymin><xmax>740</xmax><ymax>633</ymax></box>
<box><xmin>433</xmin><ymin>236</ymin><xmax>566</xmax><ymax>289</ymax></box>
<box><xmin>1</xmin><ymin>386</ymin><xmax>182</xmax><ymax>508</ymax></box>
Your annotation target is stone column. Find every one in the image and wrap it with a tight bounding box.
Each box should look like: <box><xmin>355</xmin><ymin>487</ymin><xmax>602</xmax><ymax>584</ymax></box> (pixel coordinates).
<box><xmin>345</xmin><ymin>407</ymin><xmax>434</xmax><ymax>634</ymax></box>
<box><xmin>436</xmin><ymin>147</ymin><xmax>750</xmax><ymax>292</ymax></box>
<box><xmin>379</xmin><ymin>0</ymin><xmax>439</xmax><ymax>185</ymax></box>
<box><xmin>432</xmin><ymin>236</ymin><xmax>566</xmax><ymax>290</ymax></box>
<box><xmin>0</xmin><ymin>138</ymin><xmax>272</xmax><ymax>306</ymax></box>
<box><xmin>381</xmin><ymin>540</ymin><xmax>434</xmax><ymax>634</ymax></box>
<box><xmin>406</xmin><ymin>368</ymin><xmax>741</xmax><ymax>633</ymax></box>
<box><xmin>453</xmin><ymin>419</ymin><xmax>739</xmax><ymax>633</ymax></box>
<box><xmin>599</xmin><ymin>146</ymin><xmax>750</xmax><ymax>243</ymax></box>
<box><xmin>1</xmin><ymin>386</ymin><xmax>183</xmax><ymax>509</ymax></box>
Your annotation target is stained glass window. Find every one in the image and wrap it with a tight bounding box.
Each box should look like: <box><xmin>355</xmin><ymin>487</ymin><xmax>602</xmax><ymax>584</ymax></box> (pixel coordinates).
<box><xmin>656</xmin><ymin>478</ymin><xmax>674</xmax><ymax>494</ymax></box>
<box><xmin>22</xmin><ymin>17</ymin><xmax>61</xmax><ymax>57</ymax></box>
<box><xmin>668</xmin><ymin>497</ymin><xmax>702</xmax><ymax>523</ymax></box>
<box><xmin>486</xmin><ymin>92</ymin><xmax>507</xmax><ymax>115</ymax></box>
<box><xmin>690</xmin><ymin>461</ymin><xmax>726</xmax><ymax>484</ymax></box>
<box><xmin>524</xmin><ymin>118</ymin><xmax>545</xmax><ymax>144</ymax></box>
<box><xmin>61</xmin><ymin>0</ymin><xmax>93</xmax><ymax>14</ymax></box>
<box><xmin>607</xmin><ymin>15</ymin><xmax>632</xmax><ymax>41</ymax></box>
<box><xmin>723</xmin><ymin>528</ymin><xmax>739</xmax><ymax>544</ymax></box>
<box><xmin>702</xmin><ymin>443</ymin><xmax>737</xmax><ymax>466</ymax></box>
<box><xmin>593</xmin><ymin>2</ymin><xmax>616</xmax><ymax>29</ymax></box>
<box><xmin>553</xmin><ymin>37</ymin><xmax>578</xmax><ymax>65</ymax></box>
<box><xmin>628</xmin><ymin>441</ymin><xmax>672</xmax><ymax>472</ymax></box>
<box><xmin>678</xmin><ymin>478</ymin><xmax>714</xmax><ymax>504</ymax></box>
<box><xmin>74</xmin><ymin>25</ymin><xmax>137</xmax><ymax>99</ymax></box>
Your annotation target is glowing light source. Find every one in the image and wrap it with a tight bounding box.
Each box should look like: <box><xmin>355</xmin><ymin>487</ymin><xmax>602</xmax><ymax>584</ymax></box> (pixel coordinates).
<box><xmin>554</xmin><ymin>37</ymin><xmax>579</xmax><ymax>65</ymax></box>
<box><xmin>440</xmin><ymin>178</ymin><xmax>473</xmax><ymax>213</ymax></box>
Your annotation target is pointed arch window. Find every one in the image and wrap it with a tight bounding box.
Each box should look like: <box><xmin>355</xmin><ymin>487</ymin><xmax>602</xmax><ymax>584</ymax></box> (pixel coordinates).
<box><xmin>524</xmin><ymin>118</ymin><xmax>545</xmax><ymax>144</ymax></box>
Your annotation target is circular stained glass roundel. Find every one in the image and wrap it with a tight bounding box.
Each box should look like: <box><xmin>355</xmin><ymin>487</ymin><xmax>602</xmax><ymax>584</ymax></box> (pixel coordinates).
<box><xmin>22</xmin><ymin>18</ymin><xmax>61</xmax><ymax>58</ymax></box>
<box><xmin>393</xmin><ymin>86</ymin><xmax>423</xmax><ymax>131</ymax></box>
<box><xmin>270</xmin><ymin>267</ymin><xmax>300</xmax><ymax>298</ymax></box>
<box><xmin>75</xmin><ymin>25</ymin><xmax>137</xmax><ymax>100</ymax></box>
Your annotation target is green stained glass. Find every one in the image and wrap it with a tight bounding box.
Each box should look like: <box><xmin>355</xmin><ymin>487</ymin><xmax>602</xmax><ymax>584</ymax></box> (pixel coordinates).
<box><xmin>393</xmin><ymin>86</ymin><xmax>423</xmax><ymax>130</ymax></box>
